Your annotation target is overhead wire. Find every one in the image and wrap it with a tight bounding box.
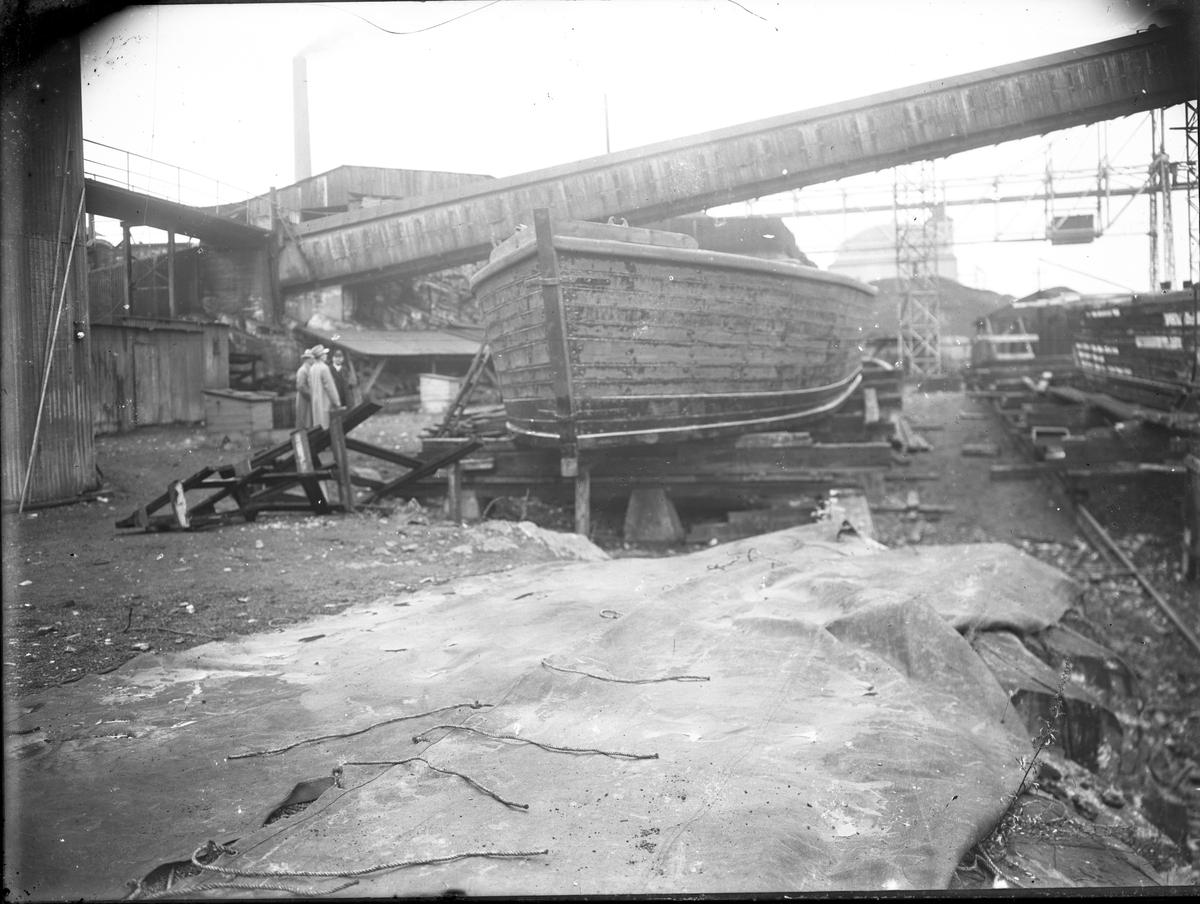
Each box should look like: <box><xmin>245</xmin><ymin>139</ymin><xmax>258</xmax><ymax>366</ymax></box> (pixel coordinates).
<box><xmin>317</xmin><ymin>0</ymin><xmax>503</xmax><ymax>36</ymax></box>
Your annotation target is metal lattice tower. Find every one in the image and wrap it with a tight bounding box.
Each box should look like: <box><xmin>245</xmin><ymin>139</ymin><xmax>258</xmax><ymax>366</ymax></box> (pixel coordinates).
<box><xmin>893</xmin><ymin>161</ymin><xmax>942</xmax><ymax>376</ymax></box>
<box><xmin>1186</xmin><ymin>100</ymin><xmax>1198</xmax><ymax>288</ymax></box>
<box><xmin>1149</xmin><ymin>108</ymin><xmax>1177</xmax><ymax>290</ymax></box>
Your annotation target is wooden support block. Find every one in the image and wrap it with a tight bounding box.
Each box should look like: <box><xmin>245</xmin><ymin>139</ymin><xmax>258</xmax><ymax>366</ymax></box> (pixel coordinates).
<box><xmin>962</xmin><ymin>443</ymin><xmax>1001</xmax><ymax>458</ymax></box>
<box><xmin>990</xmin><ymin>463</ymin><xmax>1042</xmax><ymax>480</ymax></box>
<box><xmin>872</xmin><ymin>503</ymin><xmax>956</xmax><ymax>515</ymax></box>
<box><xmin>828</xmin><ymin>489</ymin><xmax>876</xmax><ymax>540</ymax></box>
<box><xmin>574</xmin><ymin>467</ymin><xmax>591</xmax><ymax>537</ymax></box>
<box><xmin>735</xmin><ymin>432</ymin><xmax>814</xmax><ymax>449</ymax></box>
<box><xmin>863</xmin><ymin>387</ymin><xmax>880</xmax><ymax>425</ymax></box>
<box><xmin>623</xmin><ymin>488</ymin><xmax>684</xmax><ymax>543</ymax></box>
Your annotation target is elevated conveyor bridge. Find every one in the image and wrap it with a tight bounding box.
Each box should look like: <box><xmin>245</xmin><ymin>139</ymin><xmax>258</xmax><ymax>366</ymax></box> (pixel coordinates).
<box><xmin>278</xmin><ymin>26</ymin><xmax>1196</xmax><ymax>290</ymax></box>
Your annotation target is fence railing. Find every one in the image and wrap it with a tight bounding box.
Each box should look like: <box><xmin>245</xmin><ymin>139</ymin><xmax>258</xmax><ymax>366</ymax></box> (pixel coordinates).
<box><xmin>83</xmin><ymin>139</ymin><xmax>263</xmax><ymax>222</ymax></box>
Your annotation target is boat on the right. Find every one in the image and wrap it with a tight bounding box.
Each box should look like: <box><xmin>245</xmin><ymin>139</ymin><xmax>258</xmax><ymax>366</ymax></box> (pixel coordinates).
<box><xmin>1074</xmin><ymin>286</ymin><xmax>1200</xmax><ymax>414</ymax></box>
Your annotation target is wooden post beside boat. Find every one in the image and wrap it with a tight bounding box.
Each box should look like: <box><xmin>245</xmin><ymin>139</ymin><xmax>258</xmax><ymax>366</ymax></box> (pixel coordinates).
<box><xmin>328</xmin><ymin>406</ymin><xmax>354</xmax><ymax>513</ymax></box>
<box><xmin>534</xmin><ymin>207</ymin><xmax>592</xmax><ymax>535</ymax></box>
<box><xmin>574</xmin><ymin>463</ymin><xmax>591</xmax><ymax>538</ymax></box>
<box><xmin>290</xmin><ymin>428</ymin><xmax>330</xmax><ymax>514</ymax></box>
<box><xmin>1186</xmin><ymin>443</ymin><xmax>1200</xmax><ymax>582</ymax></box>
<box><xmin>447</xmin><ymin>460</ymin><xmax>463</xmax><ymax>522</ymax></box>
<box><xmin>533</xmin><ymin>208</ymin><xmax>578</xmax><ymax>446</ymax></box>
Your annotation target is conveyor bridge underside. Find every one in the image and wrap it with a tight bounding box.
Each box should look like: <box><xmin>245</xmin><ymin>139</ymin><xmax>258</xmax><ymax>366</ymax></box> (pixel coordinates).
<box><xmin>279</xmin><ymin>27</ymin><xmax>1196</xmax><ymax>289</ymax></box>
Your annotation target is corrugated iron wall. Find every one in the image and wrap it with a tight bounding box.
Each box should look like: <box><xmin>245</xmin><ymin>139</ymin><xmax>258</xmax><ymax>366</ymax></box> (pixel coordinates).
<box><xmin>1</xmin><ymin>36</ymin><xmax>97</xmax><ymax>506</ymax></box>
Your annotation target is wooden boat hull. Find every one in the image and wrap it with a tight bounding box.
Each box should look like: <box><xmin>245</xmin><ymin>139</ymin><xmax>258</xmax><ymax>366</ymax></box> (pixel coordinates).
<box><xmin>469</xmin><ymin>213</ymin><xmax>877</xmax><ymax>449</ymax></box>
<box><xmin>1074</xmin><ymin>289</ymin><xmax>1200</xmax><ymax>415</ymax></box>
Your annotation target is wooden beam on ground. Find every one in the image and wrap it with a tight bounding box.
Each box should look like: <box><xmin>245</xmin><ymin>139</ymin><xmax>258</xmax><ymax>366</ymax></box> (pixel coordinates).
<box><xmin>1047</xmin><ymin>385</ymin><xmax>1200</xmax><ymax>436</ymax></box>
<box><xmin>343</xmin><ymin>437</ymin><xmax>425</xmax><ymax>470</ymax></box>
<box><xmin>116</xmin><ymin>467</ymin><xmax>216</xmax><ymax>528</ymax></box>
<box><xmin>991</xmin><ymin>461</ymin><xmax>1187</xmax><ymax>480</ymax></box>
<box><xmin>1077</xmin><ymin>505</ymin><xmax>1200</xmax><ymax>656</ymax></box>
<box><xmin>362</xmin><ymin>440</ymin><xmax>482</xmax><ymax>506</ymax></box>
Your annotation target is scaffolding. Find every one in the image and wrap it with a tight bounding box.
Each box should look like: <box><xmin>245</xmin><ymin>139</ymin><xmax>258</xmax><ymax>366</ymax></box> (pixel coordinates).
<box><xmin>717</xmin><ymin>110</ymin><xmax>1195</xmax><ymax>293</ymax></box>
<box><xmin>1185</xmin><ymin>100</ymin><xmax>1198</xmax><ymax>288</ymax></box>
<box><xmin>893</xmin><ymin>161</ymin><xmax>942</xmax><ymax>376</ymax></box>
<box><xmin>1149</xmin><ymin>108</ymin><xmax>1177</xmax><ymax>290</ymax></box>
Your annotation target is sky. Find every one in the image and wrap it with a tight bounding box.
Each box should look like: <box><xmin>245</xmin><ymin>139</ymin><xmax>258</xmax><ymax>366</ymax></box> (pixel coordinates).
<box><xmin>79</xmin><ymin>0</ymin><xmax>1195</xmax><ymax>299</ymax></box>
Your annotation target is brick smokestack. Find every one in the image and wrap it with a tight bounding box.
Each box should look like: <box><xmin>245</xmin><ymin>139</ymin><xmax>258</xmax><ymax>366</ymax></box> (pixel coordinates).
<box><xmin>293</xmin><ymin>55</ymin><xmax>312</xmax><ymax>182</ymax></box>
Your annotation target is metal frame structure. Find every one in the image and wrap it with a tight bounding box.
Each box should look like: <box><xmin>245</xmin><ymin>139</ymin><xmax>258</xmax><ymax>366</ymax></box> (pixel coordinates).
<box><xmin>893</xmin><ymin>161</ymin><xmax>942</xmax><ymax>376</ymax></box>
<box><xmin>1185</xmin><ymin>100</ymin><xmax>1198</xmax><ymax>288</ymax></box>
<box><xmin>1149</xmin><ymin>107</ymin><xmax>1177</xmax><ymax>290</ymax></box>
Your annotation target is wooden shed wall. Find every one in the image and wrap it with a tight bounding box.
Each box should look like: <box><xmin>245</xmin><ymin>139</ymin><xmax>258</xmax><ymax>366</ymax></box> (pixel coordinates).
<box><xmin>1</xmin><ymin>36</ymin><xmax>97</xmax><ymax>505</ymax></box>
<box><xmin>91</xmin><ymin>323</ymin><xmax>214</xmax><ymax>434</ymax></box>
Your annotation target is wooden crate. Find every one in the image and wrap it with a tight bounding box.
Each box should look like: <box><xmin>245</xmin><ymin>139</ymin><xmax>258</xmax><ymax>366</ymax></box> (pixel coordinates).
<box><xmin>203</xmin><ymin>390</ymin><xmax>275</xmax><ymax>434</ymax></box>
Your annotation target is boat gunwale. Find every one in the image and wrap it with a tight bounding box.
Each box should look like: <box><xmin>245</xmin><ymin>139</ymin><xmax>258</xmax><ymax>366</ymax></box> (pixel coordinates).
<box><xmin>469</xmin><ymin>233</ymin><xmax>879</xmax><ymax>296</ymax></box>
<box><xmin>505</xmin><ymin>372</ymin><xmax>865</xmax><ymax>448</ymax></box>
<box><xmin>501</xmin><ymin>366</ymin><xmax>863</xmax><ymax>404</ymax></box>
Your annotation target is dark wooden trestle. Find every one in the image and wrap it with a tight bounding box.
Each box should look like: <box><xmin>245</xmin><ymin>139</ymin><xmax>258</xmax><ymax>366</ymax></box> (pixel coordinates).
<box><xmin>115</xmin><ymin>401</ymin><xmax>480</xmax><ymax>532</ymax></box>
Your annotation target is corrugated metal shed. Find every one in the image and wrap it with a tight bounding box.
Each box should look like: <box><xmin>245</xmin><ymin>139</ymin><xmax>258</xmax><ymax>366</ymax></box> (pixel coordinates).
<box><xmin>296</xmin><ymin>325</ymin><xmax>481</xmax><ymax>403</ymax></box>
<box><xmin>1</xmin><ymin>35</ymin><xmax>97</xmax><ymax>507</ymax></box>
<box><xmin>298</xmin><ymin>326</ymin><xmax>481</xmax><ymax>358</ymax></box>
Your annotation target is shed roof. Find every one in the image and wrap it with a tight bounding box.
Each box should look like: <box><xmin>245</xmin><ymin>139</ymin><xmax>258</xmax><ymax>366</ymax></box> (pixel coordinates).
<box><xmin>298</xmin><ymin>326</ymin><xmax>481</xmax><ymax>359</ymax></box>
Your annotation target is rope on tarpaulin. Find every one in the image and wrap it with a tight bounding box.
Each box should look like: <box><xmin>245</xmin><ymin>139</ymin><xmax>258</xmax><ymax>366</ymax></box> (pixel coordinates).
<box><xmin>132</xmin><ymin>876</ymin><xmax>359</xmax><ymax>900</ymax></box>
<box><xmin>190</xmin><ymin>842</ymin><xmax>549</xmax><ymax>880</ymax></box>
<box><xmin>226</xmin><ymin>701</ymin><xmax>493</xmax><ymax>760</ymax></box>
<box><xmin>412</xmin><ymin>723</ymin><xmax>659</xmax><ymax>760</ymax></box>
<box><xmin>541</xmin><ymin>659</ymin><xmax>710</xmax><ymax>685</ymax></box>
<box><xmin>342</xmin><ymin>755</ymin><xmax>530</xmax><ymax>810</ymax></box>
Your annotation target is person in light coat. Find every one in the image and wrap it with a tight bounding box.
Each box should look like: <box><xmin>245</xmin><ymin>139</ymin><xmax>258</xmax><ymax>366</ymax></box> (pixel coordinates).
<box><xmin>307</xmin><ymin>345</ymin><xmax>341</xmax><ymax>429</ymax></box>
<box><xmin>294</xmin><ymin>348</ymin><xmax>315</xmax><ymax>430</ymax></box>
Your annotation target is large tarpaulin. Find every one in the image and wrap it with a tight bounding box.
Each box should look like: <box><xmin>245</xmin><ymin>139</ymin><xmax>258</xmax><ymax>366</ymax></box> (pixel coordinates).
<box><xmin>6</xmin><ymin>525</ymin><xmax>1078</xmax><ymax>898</ymax></box>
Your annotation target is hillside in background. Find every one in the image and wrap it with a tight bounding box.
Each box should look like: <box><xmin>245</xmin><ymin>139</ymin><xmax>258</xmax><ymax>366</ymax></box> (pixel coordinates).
<box><xmin>865</xmin><ymin>276</ymin><xmax>1015</xmax><ymax>338</ymax></box>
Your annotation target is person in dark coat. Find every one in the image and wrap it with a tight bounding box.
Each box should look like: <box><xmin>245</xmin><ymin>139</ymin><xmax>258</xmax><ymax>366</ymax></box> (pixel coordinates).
<box><xmin>330</xmin><ymin>348</ymin><xmax>357</xmax><ymax>409</ymax></box>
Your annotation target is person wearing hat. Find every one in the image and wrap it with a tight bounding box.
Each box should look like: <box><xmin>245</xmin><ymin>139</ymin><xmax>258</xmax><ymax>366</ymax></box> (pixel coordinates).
<box><xmin>307</xmin><ymin>344</ymin><xmax>341</xmax><ymax>430</ymax></box>
<box><xmin>294</xmin><ymin>347</ymin><xmax>315</xmax><ymax>430</ymax></box>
